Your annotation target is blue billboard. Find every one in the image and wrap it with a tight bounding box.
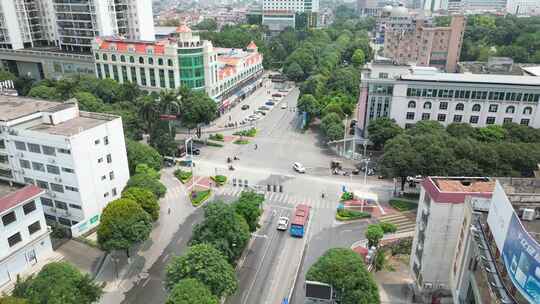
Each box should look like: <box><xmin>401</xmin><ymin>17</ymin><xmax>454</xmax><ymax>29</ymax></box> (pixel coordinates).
<box><xmin>502</xmin><ymin>213</ymin><xmax>540</xmax><ymax>303</ymax></box>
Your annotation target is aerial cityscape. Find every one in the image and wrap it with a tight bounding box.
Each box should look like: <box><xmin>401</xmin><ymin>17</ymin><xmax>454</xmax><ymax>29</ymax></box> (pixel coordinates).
<box><xmin>0</xmin><ymin>0</ymin><xmax>539</xmax><ymax>304</ymax></box>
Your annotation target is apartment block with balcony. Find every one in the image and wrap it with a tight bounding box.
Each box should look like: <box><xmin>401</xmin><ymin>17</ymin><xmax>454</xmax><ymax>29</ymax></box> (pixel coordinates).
<box><xmin>0</xmin><ymin>181</ymin><xmax>52</xmax><ymax>289</ymax></box>
<box><xmin>0</xmin><ymin>96</ymin><xmax>129</xmax><ymax>237</ymax></box>
<box><xmin>410</xmin><ymin>177</ymin><xmax>494</xmax><ymax>299</ymax></box>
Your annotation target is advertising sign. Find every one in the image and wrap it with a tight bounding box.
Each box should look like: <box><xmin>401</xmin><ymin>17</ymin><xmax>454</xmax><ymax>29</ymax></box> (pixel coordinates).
<box><xmin>501</xmin><ymin>213</ymin><xmax>540</xmax><ymax>303</ymax></box>
<box><xmin>305</xmin><ymin>281</ymin><xmax>332</xmax><ymax>302</ymax></box>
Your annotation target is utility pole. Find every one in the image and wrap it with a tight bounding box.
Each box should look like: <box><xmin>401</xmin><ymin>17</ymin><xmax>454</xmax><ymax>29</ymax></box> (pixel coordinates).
<box><xmin>343</xmin><ymin>114</ymin><xmax>348</xmax><ymax>157</ymax></box>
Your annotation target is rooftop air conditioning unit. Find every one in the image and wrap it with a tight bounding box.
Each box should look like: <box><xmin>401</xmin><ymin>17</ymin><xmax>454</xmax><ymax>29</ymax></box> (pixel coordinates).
<box><xmin>522</xmin><ymin>208</ymin><xmax>535</xmax><ymax>221</ymax></box>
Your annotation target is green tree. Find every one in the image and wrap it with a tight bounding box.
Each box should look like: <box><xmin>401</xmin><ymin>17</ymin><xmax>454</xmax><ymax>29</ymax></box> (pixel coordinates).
<box><xmin>74</xmin><ymin>91</ymin><xmax>105</xmax><ymax>112</ymax></box>
<box><xmin>134</xmin><ymin>163</ymin><xmax>160</xmax><ymax>179</ymax></box>
<box><xmin>351</xmin><ymin>49</ymin><xmax>366</xmax><ymax>67</ymax></box>
<box><xmin>166</xmin><ymin>278</ymin><xmax>218</xmax><ymax>304</ymax></box>
<box><xmin>297</xmin><ymin>94</ymin><xmax>320</xmax><ymax>120</ymax></box>
<box><xmin>125</xmin><ymin>139</ymin><xmax>163</xmax><ymax>174</ymax></box>
<box><xmin>14</xmin><ymin>76</ymin><xmax>35</xmax><ymax>96</ymax></box>
<box><xmin>320</xmin><ymin>113</ymin><xmax>344</xmax><ymax>141</ymax></box>
<box><xmin>165</xmin><ymin>244</ymin><xmax>237</xmax><ymax>297</ymax></box>
<box><xmin>367</xmin><ymin>118</ymin><xmax>402</xmax><ymax>149</ymax></box>
<box><xmin>97</xmin><ymin>198</ymin><xmax>152</xmax><ymax>257</ymax></box>
<box><xmin>374</xmin><ymin>250</ymin><xmax>386</xmax><ymax>271</ymax></box>
<box><xmin>446</xmin><ymin>123</ymin><xmax>476</xmax><ymax>138</ymax></box>
<box><xmin>149</xmin><ymin>120</ymin><xmax>177</xmax><ymax>156</ymax></box>
<box><xmin>193</xmin><ymin>19</ymin><xmax>218</xmax><ymax>31</ymax></box>
<box><xmin>365</xmin><ymin>224</ymin><xmax>384</xmax><ymax>247</ymax></box>
<box><xmin>190</xmin><ymin>201</ymin><xmax>250</xmax><ymax>262</ymax></box>
<box><xmin>474</xmin><ymin>125</ymin><xmax>508</xmax><ymax>142</ymax></box>
<box><xmin>284</xmin><ymin>61</ymin><xmax>304</xmax><ymax>81</ymax></box>
<box><xmin>122</xmin><ymin>187</ymin><xmax>160</xmax><ymax>221</ymax></box>
<box><xmin>126</xmin><ymin>173</ymin><xmax>167</xmax><ymax>198</ymax></box>
<box><xmin>0</xmin><ymin>70</ymin><xmax>16</xmax><ymax>81</ymax></box>
<box><xmin>12</xmin><ymin>262</ymin><xmax>102</xmax><ymax>304</ymax></box>
<box><xmin>179</xmin><ymin>90</ymin><xmax>218</xmax><ymax>129</ymax></box>
<box><xmin>233</xmin><ymin>191</ymin><xmax>264</xmax><ymax>232</ymax></box>
<box><xmin>306</xmin><ymin>248</ymin><xmax>379</xmax><ymax>304</ymax></box>
<box><xmin>28</xmin><ymin>85</ymin><xmax>59</xmax><ymax>100</ymax></box>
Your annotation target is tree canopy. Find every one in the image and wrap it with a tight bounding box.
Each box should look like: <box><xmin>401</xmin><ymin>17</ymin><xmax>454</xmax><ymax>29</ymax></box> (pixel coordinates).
<box><xmin>126</xmin><ymin>139</ymin><xmax>162</xmax><ymax>174</ymax></box>
<box><xmin>122</xmin><ymin>187</ymin><xmax>160</xmax><ymax>221</ymax></box>
<box><xmin>367</xmin><ymin>118</ymin><xmax>403</xmax><ymax>149</ymax></box>
<box><xmin>126</xmin><ymin>171</ymin><xmax>167</xmax><ymax>198</ymax></box>
<box><xmin>365</xmin><ymin>224</ymin><xmax>384</xmax><ymax>247</ymax></box>
<box><xmin>306</xmin><ymin>248</ymin><xmax>379</xmax><ymax>304</ymax></box>
<box><xmin>12</xmin><ymin>262</ymin><xmax>102</xmax><ymax>304</ymax></box>
<box><xmin>232</xmin><ymin>191</ymin><xmax>265</xmax><ymax>232</ymax></box>
<box><xmin>165</xmin><ymin>244</ymin><xmax>237</xmax><ymax>297</ymax></box>
<box><xmin>166</xmin><ymin>278</ymin><xmax>218</xmax><ymax>304</ymax></box>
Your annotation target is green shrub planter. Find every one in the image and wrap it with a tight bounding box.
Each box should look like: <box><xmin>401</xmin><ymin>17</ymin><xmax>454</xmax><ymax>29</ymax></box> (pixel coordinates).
<box><xmin>211</xmin><ymin>175</ymin><xmax>227</xmax><ymax>186</ymax></box>
<box><xmin>340</xmin><ymin>191</ymin><xmax>353</xmax><ymax>201</ymax></box>
<box><xmin>234</xmin><ymin>139</ymin><xmax>250</xmax><ymax>145</ymax></box>
<box><xmin>389</xmin><ymin>199</ymin><xmax>418</xmax><ymax>211</ymax></box>
<box><xmin>380</xmin><ymin>222</ymin><xmax>398</xmax><ymax>233</ymax></box>
<box><xmin>209</xmin><ymin>133</ymin><xmax>225</xmax><ymax>141</ymax></box>
<box><xmin>174</xmin><ymin>169</ymin><xmax>193</xmax><ymax>184</ymax></box>
<box><xmin>233</xmin><ymin>127</ymin><xmax>257</xmax><ymax>137</ymax></box>
<box><xmin>190</xmin><ymin>189</ymin><xmax>211</xmax><ymax>207</ymax></box>
<box><xmin>335</xmin><ymin>209</ymin><xmax>371</xmax><ymax>221</ymax></box>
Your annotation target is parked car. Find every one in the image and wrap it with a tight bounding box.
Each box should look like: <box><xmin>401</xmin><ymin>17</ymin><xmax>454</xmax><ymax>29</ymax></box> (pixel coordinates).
<box><xmin>292</xmin><ymin>162</ymin><xmax>306</xmax><ymax>173</ymax></box>
<box><xmin>258</xmin><ymin>106</ymin><xmax>270</xmax><ymax>111</ymax></box>
<box><xmin>265</xmin><ymin>101</ymin><xmax>275</xmax><ymax>106</ymax></box>
<box><xmin>187</xmin><ymin>145</ymin><xmax>201</xmax><ymax>155</ymax></box>
<box><xmin>281</xmin><ymin>103</ymin><xmax>288</xmax><ymax>109</ymax></box>
<box><xmin>254</xmin><ymin>110</ymin><xmax>266</xmax><ymax>116</ymax></box>
<box><xmin>407</xmin><ymin>175</ymin><xmax>423</xmax><ymax>183</ymax></box>
<box><xmin>277</xmin><ymin>217</ymin><xmax>289</xmax><ymax>231</ymax></box>
<box><xmin>241</xmin><ymin>104</ymin><xmax>250</xmax><ymax>110</ymax></box>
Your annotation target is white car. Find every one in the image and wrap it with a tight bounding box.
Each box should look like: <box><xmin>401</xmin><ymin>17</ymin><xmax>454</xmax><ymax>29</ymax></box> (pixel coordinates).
<box><xmin>281</xmin><ymin>103</ymin><xmax>288</xmax><ymax>109</ymax></box>
<box><xmin>292</xmin><ymin>162</ymin><xmax>306</xmax><ymax>173</ymax></box>
<box><xmin>277</xmin><ymin>216</ymin><xmax>289</xmax><ymax>231</ymax></box>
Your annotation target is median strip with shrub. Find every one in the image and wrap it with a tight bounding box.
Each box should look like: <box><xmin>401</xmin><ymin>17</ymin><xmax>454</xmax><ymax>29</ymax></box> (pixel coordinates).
<box><xmin>211</xmin><ymin>175</ymin><xmax>227</xmax><ymax>186</ymax></box>
<box><xmin>233</xmin><ymin>127</ymin><xmax>257</xmax><ymax>137</ymax></box>
<box><xmin>174</xmin><ymin>169</ymin><xmax>193</xmax><ymax>184</ymax></box>
<box><xmin>335</xmin><ymin>208</ymin><xmax>371</xmax><ymax>221</ymax></box>
<box><xmin>190</xmin><ymin>189</ymin><xmax>211</xmax><ymax>207</ymax></box>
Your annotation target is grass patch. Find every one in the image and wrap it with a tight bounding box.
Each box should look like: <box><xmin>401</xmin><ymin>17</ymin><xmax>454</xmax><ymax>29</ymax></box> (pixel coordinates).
<box><xmin>211</xmin><ymin>175</ymin><xmax>227</xmax><ymax>186</ymax></box>
<box><xmin>174</xmin><ymin>169</ymin><xmax>193</xmax><ymax>184</ymax></box>
<box><xmin>206</xmin><ymin>141</ymin><xmax>224</xmax><ymax>147</ymax></box>
<box><xmin>389</xmin><ymin>199</ymin><xmax>418</xmax><ymax>211</ymax></box>
<box><xmin>335</xmin><ymin>209</ymin><xmax>371</xmax><ymax>221</ymax></box>
<box><xmin>340</xmin><ymin>191</ymin><xmax>353</xmax><ymax>201</ymax></box>
<box><xmin>233</xmin><ymin>127</ymin><xmax>257</xmax><ymax>137</ymax></box>
<box><xmin>209</xmin><ymin>133</ymin><xmax>224</xmax><ymax>141</ymax></box>
<box><xmin>190</xmin><ymin>189</ymin><xmax>211</xmax><ymax>207</ymax></box>
<box><xmin>234</xmin><ymin>139</ymin><xmax>250</xmax><ymax>145</ymax></box>
<box><xmin>380</xmin><ymin>222</ymin><xmax>397</xmax><ymax>233</ymax></box>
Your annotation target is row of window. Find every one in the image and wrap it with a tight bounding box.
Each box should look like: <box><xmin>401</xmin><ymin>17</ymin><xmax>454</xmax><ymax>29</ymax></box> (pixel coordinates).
<box><xmin>407</xmin><ymin>101</ymin><xmax>534</xmax><ymax>115</ymax></box>
<box><xmin>44</xmin><ymin>213</ymin><xmax>75</xmax><ymax>227</ymax></box>
<box><xmin>1</xmin><ymin>200</ymin><xmax>36</xmax><ymax>227</ymax></box>
<box><xmin>41</xmin><ymin>197</ymin><xmax>81</xmax><ymax>211</ymax></box>
<box><xmin>97</xmin><ymin>63</ymin><xmax>177</xmax><ymax>89</ymax></box>
<box><xmin>24</xmin><ymin>177</ymin><xmax>78</xmax><ymax>193</ymax></box>
<box><xmin>406</xmin><ymin>87</ymin><xmax>540</xmax><ymax>103</ymax></box>
<box><xmin>96</xmin><ymin>52</ymin><xmax>174</xmax><ymax>67</ymax></box>
<box><xmin>6</xmin><ymin>221</ymin><xmax>41</xmax><ymax>248</ymax></box>
<box><xmin>19</xmin><ymin>159</ymin><xmax>74</xmax><ymax>175</ymax></box>
<box><xmin>14</xmin><ymin>141</ymin><xmax>70</xmax><ymax>155</ymax></box>
<box><xmin>405</xmin><ymin>112</ymin><xmax>531</xmax><ymax>126</ymax></box>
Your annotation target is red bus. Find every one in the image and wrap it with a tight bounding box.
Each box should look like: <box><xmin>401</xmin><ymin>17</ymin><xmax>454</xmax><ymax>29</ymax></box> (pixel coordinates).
<box><xmin>290</xmin><ymin>204</ymin><xmax>310</xmax><ymax>238</ymax></box>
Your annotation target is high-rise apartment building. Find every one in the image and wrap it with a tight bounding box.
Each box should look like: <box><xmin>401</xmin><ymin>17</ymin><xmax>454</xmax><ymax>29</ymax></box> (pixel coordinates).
<box><xmin>0</xmin><ymin>96</ymin><xmax>130</xmax><ymax>237</ymax></box>
<box><xmin>262</xmin><ymin>0</ymin><xmax>319</xmax><ymax>31</ymax></box>
<box><xmin>507</xmin><ymin>0</ymin><xmax>540</xmax><ymax>15</ymax></box>
<box><xmin>382</xmin><ymin>11</ymin><xmax>465</xmax><ymax>73</ymax></box>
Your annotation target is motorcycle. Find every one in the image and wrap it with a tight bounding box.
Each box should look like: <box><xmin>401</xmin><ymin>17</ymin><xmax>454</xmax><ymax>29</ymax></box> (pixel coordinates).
<box><xmin>228</xmin><ymin>165</ymin><xmax>235</xmax><ymax>171</ymax></box>
<box><xmin>227</xmin><ymin>157</ymin><xmax>232</xmax><ymax>163</ymax></box>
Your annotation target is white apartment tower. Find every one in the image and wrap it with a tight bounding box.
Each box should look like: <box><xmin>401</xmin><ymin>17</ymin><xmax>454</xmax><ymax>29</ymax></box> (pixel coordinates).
<box><xmin>0</xmin><ymin>96</ymin><xmax>130</xmax><ymax>237</ymax></box>
<box><xmin>0</xmin><ymin>0</ymin><xmax>155</xmax><ymax>52</ymax></box>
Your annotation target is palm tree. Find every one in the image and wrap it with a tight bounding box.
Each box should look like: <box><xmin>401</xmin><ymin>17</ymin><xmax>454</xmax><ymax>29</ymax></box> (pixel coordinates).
<box><xmin>138</xmin><ymin>95</ymin><xmax>159</xmax><ymax>132</ymax></box>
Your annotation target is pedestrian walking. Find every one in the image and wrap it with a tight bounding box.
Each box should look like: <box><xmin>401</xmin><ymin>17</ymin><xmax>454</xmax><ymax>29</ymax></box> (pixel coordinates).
<box><xmin>229</xmin><ymin>115</ymin><xmax>232</xmax><ymax>121</ymax></box>
<box><xmin>168</xmin><ymin>208</ymin><xmax>171</xmax><ymax>215</ymax></box>
<box><xmin>254</xmin><ymin>144</ymin><xmax>258</xmax><ymax>150</ymax></box>
<box><xmin>321</xmin><ymin>193</ymin><xmax>325</xmax><ymax>199</ymax></box>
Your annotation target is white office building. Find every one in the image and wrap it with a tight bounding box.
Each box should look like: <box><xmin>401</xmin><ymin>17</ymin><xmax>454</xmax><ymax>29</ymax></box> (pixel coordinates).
<box><xmin>357</xmin><ymin>62</ymin><xmax>540</xmax><ymax>136</ymax></box>
<box><xmin>0</xmin><ymin>96</ymin><xmax>129</xmax><ymax>237</ymax></box>
<box><xmin>507</xmin><ymin>0</ymin><xmax>540</xmax><ymax>15</ymax></box>
<box><xmin>0</xmin><ymin>181</ymin><xmax>53</xmax><ymax>288</ymax></box>
<box><xmin>0</xmin><ymin>0</ymin><xmax>155</xmax><ymax>52</ymax></box>
<box><xmin>262</xmin><ymin>0</ymin><xmax>319</xmax><ymax>31</ymax></box>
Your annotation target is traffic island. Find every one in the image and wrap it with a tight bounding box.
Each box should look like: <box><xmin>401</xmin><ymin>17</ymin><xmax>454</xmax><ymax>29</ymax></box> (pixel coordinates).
<box><xmin>233</xmin><ymin>139</ymin><xmax>250</xmax><ymax>145</ymax></box>
<box><xmin>174</xmin><ymin>169</ymin><xmax>193</xmax><ymax>184</ymax></box>
<box><xmin>210</xmin><ymin>175</ymin><xmax>227</xmax><ymax>186</ymax></box>
<box><xmin>190</xmin><ymin>189</ymin><xmax>211</xmax><ymax>207</ymax></box>
<box><xmin>335</xmin><ymin>208</ymin><xmax>371</xmax><ymax>221</ymax></box>
<box><xmin>233</xmin><ymin>127</ymin><xmax>257</xmax><ymax>137</ymax></box>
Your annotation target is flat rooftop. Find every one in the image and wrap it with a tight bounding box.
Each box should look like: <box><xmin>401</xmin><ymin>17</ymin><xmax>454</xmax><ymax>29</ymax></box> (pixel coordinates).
<box><xmin>0</xmin><ymin>181</ymin><xmax>43</xmax><ymax>215</ymax></box>
<box><xmin>400</xmin><ymin>72</ymin><xmax>540</xmax><ymax>87</ymax></box>
<box><xmin>0</xmin><ymin>96</ymin><xmax>60</xmax><ymax>122</ymax></box>
<box><xmin>434</xmin><ymin>178</ymin><xmax>495</xmax><ymax>193</ymax></box>
<box><xmin>28</xmin><ymin>112</ymin><xmax>116</xmax><ymax>136</ymax></box>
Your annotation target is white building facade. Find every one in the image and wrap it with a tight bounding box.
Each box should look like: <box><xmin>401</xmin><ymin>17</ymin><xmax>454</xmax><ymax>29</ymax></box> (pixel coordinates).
<box><xmin>357</xmin><ymin>63</ymin><xmax>540</xmax><ymax>136</ymax></box>
<box><xmin>0</xmin><ymin>182</ymin><xmax>53</xmax><ymax>288</ymax></box>
<box><xmin>262</xmin><ymin>0</ymin><xmax>319</xmax><ymax>30</ymax></box>
<box><xmin>0</xmin><ymin>96</ymin><xmax>129</xmax><ymax>237</ymax></box>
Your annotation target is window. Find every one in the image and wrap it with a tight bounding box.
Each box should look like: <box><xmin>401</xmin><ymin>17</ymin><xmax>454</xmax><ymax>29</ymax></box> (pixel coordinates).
<box><xmin>46</xmin><ymin>165</ymin><xmax>60</xmax><ymax>175</ymax></box>
<box><xmin>107</xmin><ymin>154</ymin><xmax>112</xmax><ymax>163</ymax></box>
<box><xmin>41</xmin><ymin>197</ymin><xmax>53</xmax><ymax>207</ymax></box>
<box><xmin>139</xmin><ymin>57</ymin><xmax>144</xmax><ymax>64</ymax></box>
<box><xmin>148</xmin><ymin>58</ymin><xmax>154</xmax><ymax>65</ymax></box>
<box><xmin>421</xmin><ymin>113</ymin><xmax>430</xmax><ymax>120</ymax></box>
<box><xmin>55</xmin><ymin>201</ymin><xmax>67</xmax><ymax>210</ymax></box>
<box><xmin>31</xmin><ymin>162</ymin><xmax>45</xmax><ymax>172</ymax></box>
<box><xmin>406</xmin><ymin>112</ymin><xmax>415</xmax><ymax>120</ymax></box>
<box><xmin>112</xmin><ymin>188</ymin><xmax>118</xmax><ymax>196</ymax></box>
<box><xmin>439</xmin><ymin>102</ymin><xmax>448</xmax><ymax>110</ymax></box>
<box><xmin>453</xmin><ymin>115</ymin><xmax>462</xmax><ymax>123</ymax></box>
<box><xmin>8</xmin><ymin>232</ymin><xmax>21</xmax><ymax>247</ymax></box>
<box><xmin>19</xmin><ymin>159</ymin><xmax>30</xmax><ymax>169</ymax></box>
<box><xmin>42</xmin><ymin>145</ymin><xmax>55</xmax><ymax>156</ymax></box>
<box><xmin>408</xmin><ymin>101</ymin><xmax>416</xmax><ymax>108</ymax></box>
<box><xmin>58</xmin><ymin>148</ymin><xmax>70</xmax><ymax>154</ymax></box>
<box><xmin>69</xmin><ymin>204</ymin><xmax>82</xmax><ymax>210</ymax></box>
<box><xmin>489</xmin><ymin>104</ymin><xmax>498</xmax><ymax>112</ymax></box>
<box><xmin>521</xmin><ymin>119</ymin><xmax>530</xmax><ymax>126</ymax></box>
<box><xmin>102</xmin><ymin>54</ymin><xmax>107</xmax><ymax>61</ymax></box>
<box><xmin>98</xmin><ymin>157</ymin><xmax>103</xmax><ymax>163</ymax></box>
<box><xmin>27</xmin><ymin>143</ymin><xmax>41</xmax><ymax>153</ymax></box>
<box><xmin>36</xmin><ymin>180</ymin><xmax>48</xmax><ymax>190</ymax></box>
<box><xmin>455</xmin><ymin>103</ymin><xmax>464</xmax><ymax>111</ymax></box>
<box><xmin>28</xmin><ymin>221</ymin><xmax>41</xmax><ymax>235</ymax></box>
<box><xmin>423</xmin><ymin>102</ymin><xmax>432</xmax><ymax>109</ymax></box>
<box><xmin>94</xmin><ymin>139</ymin><xmax>100</xmax><ymax>145</ymax></box>
<box><xmin>62</xmin><ymin>167</ymin><xmax>74</xmax><ymax>173</ymax></box>
<box><xmin>104</xmin><ymin>136</ymin><xmax>109</xmax><ymax>145</ymax></box>
<box><xmin>23</xmin><ymin>201</ymin><xmax>36</xmax><ymax>215</ymax></box>
<box><xmin>24</xmin><ymin>178</ymin><xmax>34</xmax><ymax>185</ymax></box>
<box><xmin>2</xmin><ymin>211</ymin><xmax>16</xmax><ymax>226</ymax></box>
<box><xmin>503</xmin><ymin>118</ymin><xmax>512</xmax><ymax>124</ymax></box>
<box><xmin>111</xmin><ymin>54</ymin><xmax>116</xmax><ymax>62</ymax></box>
<box><xmin>130</xmin><ymin>56</ymin><xmax>134</xmax><ymax>63</ymax></box>
<box><xmin>58</xmin><ymin>217</ymin><xmax>71</xmax><ymax>226</ymax></box>
<box><xmin>15</xmin><ymin>141</ymin><xmax>26</xmax><ymax>151</ymax></box>
<box><xmin>109</xmin><ymin>171</ymin><xmax>114</xmax><ymax>180</ymax></box>
<box><xmin>523</xmin><ymin>107</ymin><xmax>533</xmax><ymax>115</ymax></box>
<box><xmin>44</xmin><ymin>214</ymin><xmax>56</xmax><ymax>222</ymax></box>
<box><xmin>486</xmin><ymin>117</ymin><xmax>496</xmax><ymax>125</ymax></box>
<box><xmin>158</xmin><ymin>58</ymin><xmax>164</xmax><ymax>65</ymax></box>
<box><xmin>168</xmin><ymin>59</ymin><xmax>173</xmax><ymax>66</ymax></box>
<box><xmin>120</xmin><ymin>55</ymin><xmax>126</xmax><ymax>62</ymax></box>
<box><xmin>437</xmin><ymin>114</ymin><xmax>446</xmax><ymax>122</ymax></box>
<box><xmin>0</xmin><ymin>140</ymin><xmax>4</xmax><ymax>149</ymax></box>
<box><xmin>506</xmin><ymin>106</ymin><xmax>515</xmax><ymax>114</ymax></box>
<box><xmin>50</xmin><ymin>183</ymin><xmax>64</xmax><ymax>193</ymax></box>
<box><xmin>472</xmin><ymin>104</ymin><xmax>481</xmax><ymax>112</ymax></box>
<box><xmin>65</xmin><ymin>186</ymin><xmax>78</xmax><ymax>192</ymax></box>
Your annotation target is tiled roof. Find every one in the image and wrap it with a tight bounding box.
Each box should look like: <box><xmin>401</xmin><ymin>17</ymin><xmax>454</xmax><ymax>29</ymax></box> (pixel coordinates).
<box><xmin>96</xmin><ymin>38</ymin><xmax>166</xmax><ymax>55</ymax></box>
<box><xmin>422</xmin><ymin>177</ymin><xmax>494</xmax><ymax>204</ymax></box>
<box><xmin>0</xmin><ymin>185</ymin><xmax>43</xmax><ymax>215</ymax></box>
